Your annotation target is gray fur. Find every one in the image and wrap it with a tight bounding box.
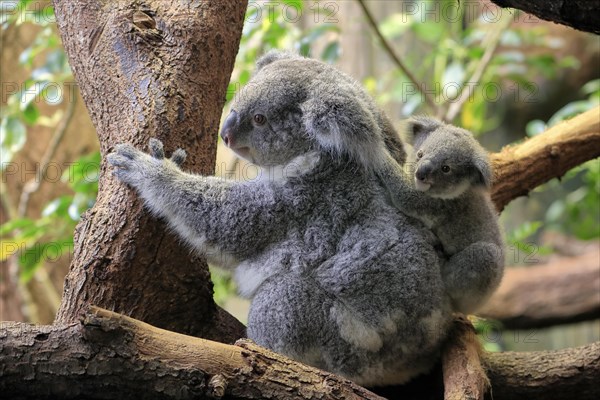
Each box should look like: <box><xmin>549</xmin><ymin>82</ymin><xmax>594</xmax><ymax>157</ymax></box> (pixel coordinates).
<box><xmin>107</xmin><ymin>52</ymin><xmax>451</xmax><ymax>386</ymax></box>
<box><xmin>379</xmin><ymin>116</ymin><xmax>504</xmax><ymax>314</ymax></box>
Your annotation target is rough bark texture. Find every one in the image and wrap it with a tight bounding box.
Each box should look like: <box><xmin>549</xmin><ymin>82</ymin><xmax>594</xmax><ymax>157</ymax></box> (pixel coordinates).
<box><xmin>483</xmin><ymin>342</ymin><xmax>600</xmax><ymax>400</ymax></box>
<box><xmin>1</xmin><ymin>308</ymin><xmax>598</xmax><ymax>400</ymax></box>
<box><xmin>0</xmin><ymin>307</ymin><xmax>384</xmax><ymax>400</ymax></box>
<box><xmin>442</xmin><ymin>316</ymin><xmax>489</xmax><ymax>400</ymax></box>
<box><xmin>490</xmin><ymin>106</ymin><xmax>600</xmax><ymax>211</ymax></box>
<box><xmin>52</xmin><ymin>0</ymin><xmax>247</xmax><ymax>342</ymax></box>
<box><xmin>479</xmin><ymin>247</ymin><xmax>600</xmax><ymax>329</ymax></box>
<box><xmin>490</xmin><ymin>0</ymin><xmax>600</xmax><ymax>34</ymax></box>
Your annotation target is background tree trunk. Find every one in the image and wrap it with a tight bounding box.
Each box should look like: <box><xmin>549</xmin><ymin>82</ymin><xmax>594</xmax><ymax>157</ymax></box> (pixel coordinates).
<box><xmin>52</xmin><ymin>0</ymin><xmax>247</xmax><ymax>342</ymax></box>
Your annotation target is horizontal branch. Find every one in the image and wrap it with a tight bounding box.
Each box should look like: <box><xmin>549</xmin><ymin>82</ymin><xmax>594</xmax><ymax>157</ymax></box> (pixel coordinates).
<box><xmin>0</xmin><ymin>306</ymin><xmax>383</xmax><ymax>400</ymax></box>
<box><xmin>491</xmin><ymin>107</ymin><xmax>600</xmax><ymax>211</ymax></box>
<box><xmin>483</xmin><ymin>342</ymin><xmax>600</xmax><ymax>400</ymax></box>
<box><xmin>2</xmin><ymin>307</ymin><xmax>599</xmax><ymax>399</ymax></box>
<box><xmin>479</xmin><ymin>247</ymin><xmax>600</xmax><ymax>329</ymax></box>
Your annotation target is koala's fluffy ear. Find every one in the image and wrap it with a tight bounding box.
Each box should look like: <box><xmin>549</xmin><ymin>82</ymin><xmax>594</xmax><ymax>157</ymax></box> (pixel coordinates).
<box><xmin>256</xmin><ymin>51</ymin><xmax>303</xmax><ymax>71</ymax></box>
<box><xmin>473</xmin><ymin>155</ymin><xmax>493</xmax><ymax>188</ymax></box>
<box><xmin>301</xmin><ymin>91</ymin><xmax>386</xmax><ymax>170</ymax></box>
<box><xmin>406</xmin><ymin>116</ymin><xmax>443</xmax><ymax>149</ymax></box>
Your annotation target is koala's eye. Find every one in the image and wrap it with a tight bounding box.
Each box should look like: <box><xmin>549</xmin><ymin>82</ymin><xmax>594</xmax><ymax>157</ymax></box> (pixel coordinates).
<box><xmin>441</xmin><ymin>165</ymin><xmax>451</xmax><ymax>173</ymax></box>
<box><xmin>253</xmin><ymin>114</ymin><xmax>267</xmax><ymax>125</ymax></box>
<box><xmin>416</xmin><ymin>150</ymin><xmax>423</xmax><ymax>159</ymax></box>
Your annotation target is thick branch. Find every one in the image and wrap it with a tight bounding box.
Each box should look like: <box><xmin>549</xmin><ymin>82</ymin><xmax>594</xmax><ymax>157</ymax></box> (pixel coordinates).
<box><xmin>483</xmin><ymin>342</ymin><xmax>600</xmax><ymax>400</ymax></box>
<box><xmin>490</xmin><ymin>0</ymin><xmax>600</xmax><ymax>34</ymax></box>
<box><xmin>0</xmin><ymin>307</ymin><xmax>383</xmax><ymax>400</ymax></box>
<box><xmin>491</xmin><ymin>106</ymin><xmax>600</xmax><ymax>211</ymax></box>
<box><xmin>2</xmin><ymin>309</ymin><xmax>599</xmax><ymax>400</ymax></box>
<box><xmin>479</xmin><ymin>247</ymin><xmax>600</xmax><ymax>329</ymax></box>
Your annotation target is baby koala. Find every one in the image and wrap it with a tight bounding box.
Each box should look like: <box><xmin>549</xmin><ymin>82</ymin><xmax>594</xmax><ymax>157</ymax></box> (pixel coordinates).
<box><xmin>380</xmin><ymin>116</ymin><xmax>504</xmax><ymax>314</ymax></box>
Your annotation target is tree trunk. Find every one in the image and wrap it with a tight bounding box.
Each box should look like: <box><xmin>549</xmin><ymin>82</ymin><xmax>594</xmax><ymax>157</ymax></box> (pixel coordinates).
<box><xmin>52</xmin><ymin>0</ymin><xmax>247</xmax><ymax>342</ymax></box>
<box><xmin>490</xmin><ymin>0</ymin><xmax>600</xmax><ymax>34</ymax></box>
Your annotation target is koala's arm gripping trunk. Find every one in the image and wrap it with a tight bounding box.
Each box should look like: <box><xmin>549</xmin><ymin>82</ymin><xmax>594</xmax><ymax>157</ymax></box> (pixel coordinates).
<box><xmin>137</xmin><ymin>169</ymin><xmax>287</xmax><ymax>262</ymax></box>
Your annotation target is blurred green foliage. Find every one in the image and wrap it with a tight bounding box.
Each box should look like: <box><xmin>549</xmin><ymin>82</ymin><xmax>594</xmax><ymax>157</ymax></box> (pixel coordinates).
<box><xmin>226</xmin><ymin>0</ymin><xmax>340</xmax><ymax>103</ymax></box>
<box><xmin>0</xmin><ymin>0</ymin><xmax>98</xmax><ymax>283</ymax></box>
<box><xmin>369</xmin><ymin>0</ymin><xmax>579</xmax><ymax>133</ymax></box>
<box><xmin>0</xmin><ymin>152</ymin><xmax>99</xmax><ymax>282</ymax></box>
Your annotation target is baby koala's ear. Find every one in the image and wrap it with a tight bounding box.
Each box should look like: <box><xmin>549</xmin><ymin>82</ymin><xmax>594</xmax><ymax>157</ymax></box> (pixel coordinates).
<box><xmin>406</xmin><ymin>116</ymin><xmax>442</xmax><ymax>148</ymax></box>
<box><xmin>473</xmin><ymin>155</ymin><xmax>493</xmax><ymax>188</ymax></box>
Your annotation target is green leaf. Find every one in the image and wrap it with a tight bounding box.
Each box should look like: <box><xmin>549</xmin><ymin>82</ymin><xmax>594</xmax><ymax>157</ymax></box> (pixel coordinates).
<box><xmin>412</xmin><ymin>19</ymin><xmax>444</xmax><ymax>43</ymax></box>
<box><xmin>281</xmin><ymin>0</ymin><xmax>303</xmax><ymax>11</ymax></box>
<box><xmin>19</xmin><ymin>80</ymin><xmax>47</xmax><ymax>109</ymax></box>
<box><xmin>62</xmin><ymin>151</ymin><xmax>100</xmax><ymax>192</ymax></box>
<box><xmin>582</xmin><ymin>79</ymin><xmax>600</xmax><ymax>96</ymax></box>
<box><xmin>508</xmin><ymin>221</ymin><xmax>542</xmax><ymax>244</ymax></box>
<box><xmin>0</xmin><ymin>218</ymin><xmax>35</xmax><ymax>236</ymax></box>
<box><xmin>0</xmin><ymin>116</ymin><xmax>27</xmax><ymax>164</ymax></box>
<box><xmin>547</xmin><ymin>100</ymin><xmax>597</xmax><ymax>126</ymax></box>
<box><xmin>18</xmin><ymin>240</ymin><xmax>73</xmax><ymax>283</ymax></box>
<box><xmin>42</xmin><ymin>196</ymin><xmax>72</xmax><ymax>218</ymax></box>
<box><xmin>22</xmin><ymin>102</ymin><xmax>40</xmax><ymax>125</ymax></box>
<box><xmin>320</xmin><ymin>41</ymin><xmax>340</xmax><ymax>63</ymax></box>
<box><xmin>441</xmin><ymin>62</ymin><xmax>465</xmax><ymax>99</ymax></box>
<box><xmin>525</xmin><ymin>119</ymin><xmax>546</xmax><ymax>137</ymax></box>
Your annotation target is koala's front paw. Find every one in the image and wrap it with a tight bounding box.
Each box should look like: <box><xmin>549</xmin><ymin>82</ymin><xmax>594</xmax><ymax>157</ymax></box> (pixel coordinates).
<box><xmin>107</xmin><ymin>143</ymin><xmax>157</xmax><ymax>188</ymax></box>
<box><xmin>107</xmin><ymin>139</ymin><xmax>187</xmax><ymax>189</ymax></box>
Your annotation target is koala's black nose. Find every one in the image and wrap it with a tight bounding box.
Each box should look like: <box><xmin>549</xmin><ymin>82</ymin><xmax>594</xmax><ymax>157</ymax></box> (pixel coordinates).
<box><xmin>415</xmin><ymin>161</ymin><xmax>433</xmax><ymax>182</ymax></box>
<box><xmin>220</xmin><ymin>110</ymin><xmax>238</xmax><ymax>147</ymax></box>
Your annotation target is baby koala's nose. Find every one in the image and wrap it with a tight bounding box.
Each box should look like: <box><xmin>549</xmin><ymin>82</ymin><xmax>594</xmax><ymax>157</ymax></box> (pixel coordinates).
<box><xmin>415</xmin><ymin>161</ymin><xmax>433</xmax><ymax>182</ymax></box>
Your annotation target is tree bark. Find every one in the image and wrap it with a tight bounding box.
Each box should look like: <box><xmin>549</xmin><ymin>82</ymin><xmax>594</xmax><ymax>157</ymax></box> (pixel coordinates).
<box><xmin>442</xmin><ymin>316</ymin><xmax>489</xmax><ymax>400</ymax></box>
<box><xmin>490</xmin><ymin>106</ymin><xmax>600</xmax><ymax>211</ymax></box>
<box><xmin>489</xmin><ymin>0</ymin><xmax>600</xmax><ymax>34</ymax></box>
<box><xmin>483</xmin><ymin>342</ymin><xmax>600</xmax><ymax>400</ymax></box>
<box><xmin>51</xmin><ymin>0</ymin><xmax>247</xmax><ymax>342</ymax></box>
<box><xmin>1</xmin><ymin>307</ymin><xmax>598</xmax><ymax>400</ymax></box>
<box><xmin>0</xmin><ymin>306</ymin><xmax>384</xmax><ymax>400</ymax></box>
<box><xmin>479</xmin><ymin>247</ymin><xmax>600</xmax><ymax>329</ymax></box>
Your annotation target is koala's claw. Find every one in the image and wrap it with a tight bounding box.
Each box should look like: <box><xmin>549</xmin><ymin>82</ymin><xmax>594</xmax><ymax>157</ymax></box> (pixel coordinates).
<box><xmin>149</xmin><ymin>138</ymin><xmax>165</xmax><ymax>159</ymax></box>
<box><xmin>106</xmin><ymin>153</ymin><xmax>132</xmax><ymax>169</ymax></box>
<box><xmin>171</xmin><ymin>148</ymin><xmax>187</xmax><ymax>167</ymax></box>
<box><xmin>113</xmin><ymin>143</ymin><xmax>138</xmax><ymax>160</ymax></box>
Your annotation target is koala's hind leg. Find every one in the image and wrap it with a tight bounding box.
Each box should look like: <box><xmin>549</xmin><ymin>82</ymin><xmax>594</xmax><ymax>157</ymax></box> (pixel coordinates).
<box><xmin>442</xmin><ymin>241</ymin><xmax>504</xmax><ymax>314</ymax></box>
<box><xmin>247</xmin><ymin>275</ymin><xmax>363</xmax><ymax>375</ymax></box>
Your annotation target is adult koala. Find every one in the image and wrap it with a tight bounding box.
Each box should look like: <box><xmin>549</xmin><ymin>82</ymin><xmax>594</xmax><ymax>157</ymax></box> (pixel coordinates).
<box><xmin>108</xmin><ymin>52</ymin><xmax>452</xmax><ymax>386</ymax></box>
